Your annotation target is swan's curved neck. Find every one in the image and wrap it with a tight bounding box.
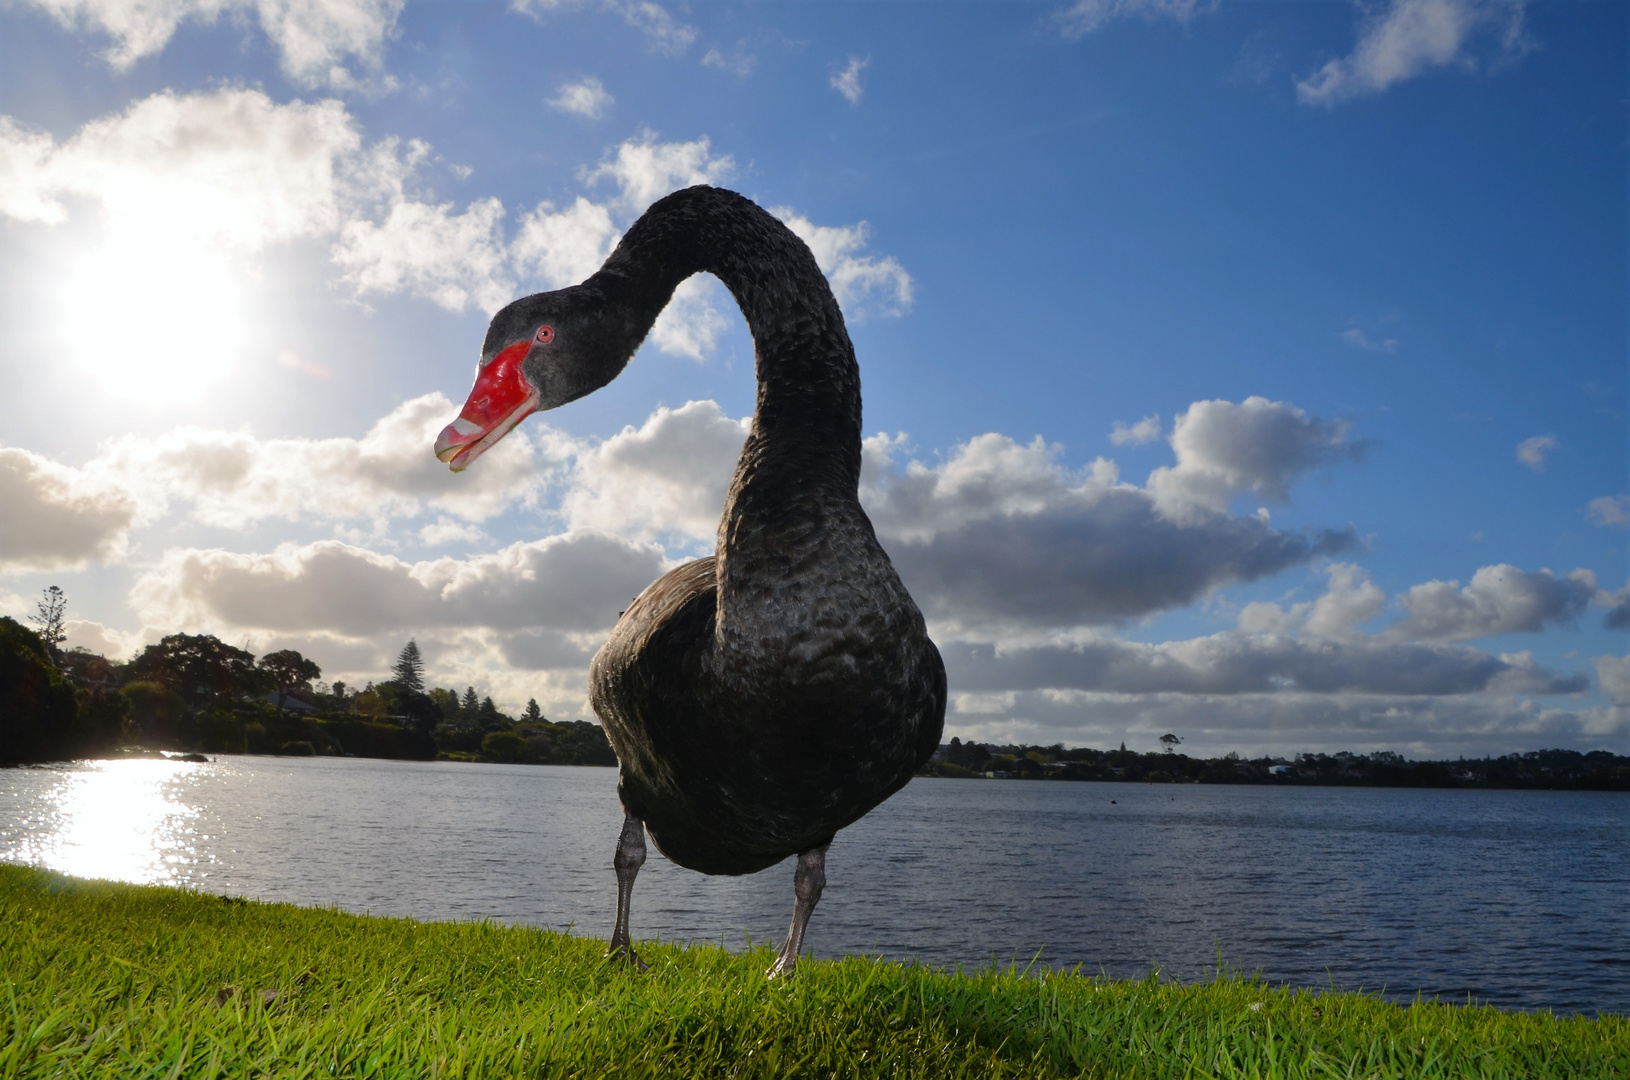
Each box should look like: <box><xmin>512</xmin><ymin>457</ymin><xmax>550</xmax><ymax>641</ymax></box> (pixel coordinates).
<box><xmin>592</xmin><ymin>186</ymin><xmax>863</xmax><ymax>499</ymax></box>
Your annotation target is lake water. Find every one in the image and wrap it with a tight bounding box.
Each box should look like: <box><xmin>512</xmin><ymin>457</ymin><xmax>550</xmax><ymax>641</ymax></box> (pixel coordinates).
<box><xmin>2</xmin><ymin>756</ymin><xmax>1625</xmax><ymax>1016</ymax></box>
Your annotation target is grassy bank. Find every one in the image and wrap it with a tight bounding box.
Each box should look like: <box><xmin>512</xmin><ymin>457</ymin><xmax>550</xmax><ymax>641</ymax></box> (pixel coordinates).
<box><xmin>3</xmin><ymin>866</ymin><xmax>1623</xmax><ymax>1079</ymax></box>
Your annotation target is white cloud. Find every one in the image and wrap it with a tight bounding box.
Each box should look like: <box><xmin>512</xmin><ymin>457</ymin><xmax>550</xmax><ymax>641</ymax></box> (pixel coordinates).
<box><xmin>1584</xmin><ymin>494</ymin><xmax>1629</xmax><ymax>527</ymax></box>
<box><xmin>649</xmin><ymin>275</ymin><xmax>732</xmax><ymax>361</ymax></box>
<box><xmin>333</xmin><ymin>193</ymin><xmax>513</xmax><ymax>312</ymax></box>
<box><xmin>830</xmin><ymin>55</ymin><xmax>869</xmax><ymax>106</ymax></box>
<box><xmin>942</xmin><ymin>689</ymin><xmax>1622</xmax><ymax>760</ymax></box>
<box><xmin>0</xmin><ymin>447</ymin><xmax>138</xmax><ymax>574</ymax></box>
<box><xmin>1146</xmin><ymin>396</ymin><xmax>1365</xmax><ymax>521</ymax></box>
<box><xmin>418</xmin><ymin>518</ymin><xmax>486</xmax><ymax>546</ymax></box>
<box><xmin>510</xmin><ymin>196</ymin><xmax>621</xmax><ymax>290</ymax></box>
<box><xmin>583</xmin><ymin>129</ymin><xmax>734</xmax><ymax>214</ymax></box>
<box><xmin>19</xmin><ymin>0</ymin><xmax>402</xmax><ymax>88</ymax></box>
<box><xmin>85</xmin><ymin>393</ymin><xmax>549</xmax><ymax>528</ymax></box>
<box><xmin>1052</xmin><ymin>0</ymin><xmax>1200</xmax><ymax>40</ymax></box>
<box><xmin>702</xmin><ymin>46</ymin><xmax>754</xmax><ymax>77</ymax></box>
<box><xmin>1297</xmin><ymin>0</ymin><xmax>1531</xmax><ymax>107</ymax></box>
<box><xmin>0</xmin><ymin>88</ymin><xmax>358</xmax><ymax>244</ymax></box>
<box><xmin>256</xmin><ymin>0</ymin><xmax>403</xmax><ymax>88</ymax></box>
<box><xmin>1516</xmin><ymin>434</ymin><xmax>1556</xmax><ymax>472</ymax></box>
<box><xmin>2</xmin><ymin>95</ymin><xmax>911</xmax><ymax>356</ymax></box>
<box><xmin>1341</xmin><ymin>327</ymin><xmax>1399</xmax><ymax>353</ymax></box>
<box><xmin>1598</xmin><ymin>654</ymin><xmax>1630</xmax><ymax>707</ymax></box>
<box><xmin>560</xmin><ymin>399</ymin><xmax>749</xmax><ymax>544</ymax></box>
<box><xmin>1110</xmin><ymin>414</ymin><xmax>1161</xmax><ymax>446</ymax></box>
<box><xmin>774</xmin><ymin>210</ymin><xmax>914</xmax><ymax>316</ymax></box>
<box><xmin>512</xmin><ymin>0</ymin><xmax>695</xmax><ymax>55</ymax></box>
<box><xmin>941</xmin><ymin>630</ymin><xmax>1583</xmax><ymax>698</ymax></box>
<box><xmin>547</xmin><ymin>77</ymin><xmax>612</xmax><ymax>119</ymax></box>
<box><xmin>129</xmin><ymin>532</ymin><xmax>667</xmax><ymax>640</ymax></box>
<box><xmin>1388</xmin><ymin>564</ymin><xmax>1598</xmax><ymax>642</ymax></box>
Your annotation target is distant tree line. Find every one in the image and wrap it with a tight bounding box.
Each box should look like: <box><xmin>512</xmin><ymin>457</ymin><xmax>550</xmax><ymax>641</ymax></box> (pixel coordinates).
<box><xmin>0</xmin><ymin>589</ymin><xmax>615</xmax><ymax>768</ymax></box>
<box><xmin>928</xmin><ymin>738</ymin><xmax>1630</xmax><ymax>791</ymax></box>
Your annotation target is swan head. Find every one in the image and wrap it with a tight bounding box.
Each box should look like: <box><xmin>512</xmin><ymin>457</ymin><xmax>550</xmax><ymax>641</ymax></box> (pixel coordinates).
<box><xmin>435</xmin><ymin>284</ymin><xmax>637</xmax><ymax>471</ymax></box>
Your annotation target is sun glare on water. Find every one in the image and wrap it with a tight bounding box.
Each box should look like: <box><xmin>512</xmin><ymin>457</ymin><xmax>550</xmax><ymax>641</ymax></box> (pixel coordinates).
<box><xmin>14</xmin><ymin>760</ymin><xmax>206</xmax><ymax>886</ymax></box>
<box><xmin>62</xmin><ymin>234</ymin><xmax>246</xmax><ymax>407</ymax></box>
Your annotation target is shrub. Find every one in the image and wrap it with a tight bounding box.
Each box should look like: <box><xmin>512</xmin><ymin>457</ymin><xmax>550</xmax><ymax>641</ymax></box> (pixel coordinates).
<box><xmin>481</xmin><ymin>730</ymin><xmax>531</xmax><ymax>763</ymax></box>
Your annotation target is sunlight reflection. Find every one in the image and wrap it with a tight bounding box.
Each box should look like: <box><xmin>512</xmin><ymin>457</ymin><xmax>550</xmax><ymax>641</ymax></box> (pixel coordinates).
<box><xmin>19</xmin><ymin>760</ymin><xmax>204</xmax><ymax>885</ymax></box>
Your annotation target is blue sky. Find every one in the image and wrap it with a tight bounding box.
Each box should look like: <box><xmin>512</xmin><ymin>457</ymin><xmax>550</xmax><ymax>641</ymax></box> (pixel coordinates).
<box><xmin>0</xmin><ymin>0</ymin><xmax>1624</xmax><ymax>757</ymax></box>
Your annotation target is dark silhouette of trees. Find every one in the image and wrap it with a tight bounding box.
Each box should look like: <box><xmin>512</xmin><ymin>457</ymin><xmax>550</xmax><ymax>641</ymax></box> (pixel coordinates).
<box><xmin>129</xmin><ymin>634</ymin><xmax>262</xmax><ymax>712</ymax></box>
<box><xmin>257</xmin><ymin>650</ymin><xmax>321</xmax><ymax>721</ymax></box>
<box><xmin>522</xmin><ymin>698</ymin><xmax>544</xmax><ymax>724</ymax></box>
<box><xmin>392</xmin><ymin>640</ymin><xmax>425</xmax><ymax>694</ymax></box>
<box><xmin>460</xmin><ymin>686</ymin><xmax>479</xmax><ymax>724</ymax></box>
<box><xmin>27</xmin><ymin>586</ymin><xmax>68</xmax><ymax>664</ymax></box>
<box><xmin>0</xmin><ymin>616</ymin><xmax>77</xmax><ymax>763</ymax></box>
<box><xmin>481</xmin><ymin>730</ymin><xmax>530</xmax><ymax>763</ymax></box>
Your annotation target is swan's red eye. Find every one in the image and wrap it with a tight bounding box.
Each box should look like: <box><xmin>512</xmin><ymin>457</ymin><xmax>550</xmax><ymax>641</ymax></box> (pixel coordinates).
<box><xmin>535</xmin><ymin>325</ymin><xmax>554</xmax><ymax>344</ymax></box>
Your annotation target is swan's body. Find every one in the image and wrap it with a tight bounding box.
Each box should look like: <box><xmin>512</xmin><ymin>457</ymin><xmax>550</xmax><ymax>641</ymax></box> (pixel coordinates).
<box><xmin>437</xmin><ymin>185</ymin><xmax>945</xmax><ymax>974</ymax></box>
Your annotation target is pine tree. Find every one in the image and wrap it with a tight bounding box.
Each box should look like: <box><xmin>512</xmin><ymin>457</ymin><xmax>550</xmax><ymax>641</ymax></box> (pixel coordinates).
<box><xmin>460</xmin><ymin>686</ymin><xmax>479</xmax><ymax>723</ymax></box>
<box><xmin>521</xmin><ymin>698</ymin><xmax>543</xmax><ymax>724</ymax></box>
<box><xmin>27</xmin><ymin>585</ymin><xmax>67</xmax><ymax>662</ymax></box>
<box><xmin>392</xmin><ymin>640</ymin><xmax>425</xmax><ymax>694</ymax></box>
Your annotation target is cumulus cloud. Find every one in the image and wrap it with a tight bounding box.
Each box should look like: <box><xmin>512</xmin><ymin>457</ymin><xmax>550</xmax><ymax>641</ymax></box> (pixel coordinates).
<box><xmin>1597</xmin><ymin>583</ymin><xmax>1630</xmax><ymax>631</ymax></box>
<box><xmin>511</xmin><ymin>196</ymin><xmax>620</xmax><ymax>290</ymax></box>
<box><xmin>1584</xmin><ymin>494</ymin><xmax>1629</xmax><ymax>527</ymax></box>
<box><xmin>334</xmin><ymin>194</ymin><xmax>512</xmax><ymax>311</ymax></box>
<box><xmin>1052</xmin><ymin>0</ymin><xmax>1201</xmax><ymax>40</ymax></box>
<box><xmin>583</xmin><ymin>130</ymin><xmax>734</xmax><ymax>214</ymax></box>
<box><xmin>85</xmin><ymin>393</ymin><xmax>549</xmax><ymax>528</ymax></box>
<box><xmin>129</xmin><ymin>533</ymin><xmax>666</xmax><ymax>639</ymax></box>
<box><xmin>1110</xmin><ymin>414</ymin><xmax>1161</xmax><ymax>446</ymax></box>
<box><xmin>859</xmin><ymin>428</ymin><xmax>1355</xmax><ymax>633</ymax></box>
<box><xmin>943</xmin><ymin>688</ymin><xmax>1622</xmax><ymax>760</ymax></box>
<box><xmin>561</xmin><ymin>400</ymin><xmax>748</xmax><ymax>544</ymax></box>
<box><xmin>19</xmin><ymin>0</ymin><xmax>402</xmax><ymax>88</ymax></box>
<box><xmin>1297</xmin><ymin>0</ymin><xmax>1531</xmax><ymax>107</ymax></box>
<box><xmin>1598</xmin><ymin>655</ymin><xmax>1630</xmax><ymax>707</ymax></box>
<box><xmin>0</xmin><ymin>447</ymin><xmax>137</xmax><ymax>573</ymax></box>
<box><xmin>0</xmin><ymin>89</ymin><xmax>358</xmax><ymax>241</ymax></box>
<box><xmin>941</xmin><ymin>632</ymin><xmax>1583</xmax><ymax>698</ymax></box>
<box><xmin>2</xmin><ymin>92</ymin><xmax>912</xmax><ymax>345</ymax></box>
<box><xmin>1145</xmin><ymin>396</ymin><xmax>1366</xmax><ymax>521</ymax></box>
<box><xmin>547</xmin><ymin>77</ymin><xmax>612</xmax><ymax>119</ymax></box>
<box><xmin>1388</xmin><ymin>564</ymin><xmax>1598</xmax><ymax>642</ymax></box>
<box><xmin>830</xmin><ymin>56</ymin><xmax>869</xmax><ymax>106</ymax></box>
<box><xmin>1515</xmin><ymin>434</ymin><xmax>1556</xmax><ymax>472</ymax></box>
<box><xmin>774</xmin><ymin>210</ymin><xmax>914</xmax><ymax>316</ymax></box>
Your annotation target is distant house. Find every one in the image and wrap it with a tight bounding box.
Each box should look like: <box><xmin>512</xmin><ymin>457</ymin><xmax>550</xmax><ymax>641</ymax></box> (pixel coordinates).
<box><xmin>262</xmin><ymin>692</ymin><xmax>320</xmax><ymax>715</ymax></box>
<box><xmin>1268</xmin><ymin>765</ymin><xmax>1296</xmax><ymax>777</ymax></box>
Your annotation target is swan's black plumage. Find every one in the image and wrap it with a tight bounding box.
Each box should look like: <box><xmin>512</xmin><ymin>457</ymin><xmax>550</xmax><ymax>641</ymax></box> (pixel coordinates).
<box><xmin>459</xmin><ymin>185</ymin><xmax>945</xmax><ymax>969</ymax></box>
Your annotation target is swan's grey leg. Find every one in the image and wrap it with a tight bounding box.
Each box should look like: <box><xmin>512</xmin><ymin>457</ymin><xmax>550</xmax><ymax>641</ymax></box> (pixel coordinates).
<box><xmin>606</xmin><ymin>813</ymin><xmax>648</xmax><ymax>971</ymax></box>
<box><xmin>766</xmin><ymin>842</ymin><xmax>829</xmax><ymax>979</ymax></box>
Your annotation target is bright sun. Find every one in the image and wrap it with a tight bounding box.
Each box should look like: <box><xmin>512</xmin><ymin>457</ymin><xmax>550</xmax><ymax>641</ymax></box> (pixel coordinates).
<box><xmin>62</xmin><ymin>232</ymin><xmax>246</xmax><ymax>407</ymax></box>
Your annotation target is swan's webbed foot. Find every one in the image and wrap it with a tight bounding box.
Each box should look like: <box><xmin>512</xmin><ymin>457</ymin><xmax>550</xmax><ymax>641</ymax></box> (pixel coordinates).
<box><xmin>605</xmin><ymin>940</ymin><xmax>649</xmax><ymax>972</ymax></box>
<box><xmin>607</xmin><ymin>812</ymin><xmax>649</xmax><ymax>973</ymax></box>
<box><xmin>765</xmin><ymin>843</ymin><xmax>829</xmax><ymax>980</ymax></box>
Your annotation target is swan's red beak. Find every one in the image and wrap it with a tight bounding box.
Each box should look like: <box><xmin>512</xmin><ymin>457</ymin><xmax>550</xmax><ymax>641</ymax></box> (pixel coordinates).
<box><xmin>435</xmin><ymin>341</ymin><xmax>539</xmax><ymax>472</ymax></box>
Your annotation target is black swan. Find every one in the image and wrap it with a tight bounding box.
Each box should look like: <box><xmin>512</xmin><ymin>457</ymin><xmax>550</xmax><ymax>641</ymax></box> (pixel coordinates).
<box><xmin>435</xmin><ymin>185</ymin><xmax>946</xmax><ymax>977</ymax></box>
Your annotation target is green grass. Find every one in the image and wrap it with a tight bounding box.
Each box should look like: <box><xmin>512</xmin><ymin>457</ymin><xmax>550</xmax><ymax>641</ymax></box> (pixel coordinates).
<box><xmin>2</xmin><ymin>865</ymin><xmax>1624</xmax><ymax>1079</ymax></box>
